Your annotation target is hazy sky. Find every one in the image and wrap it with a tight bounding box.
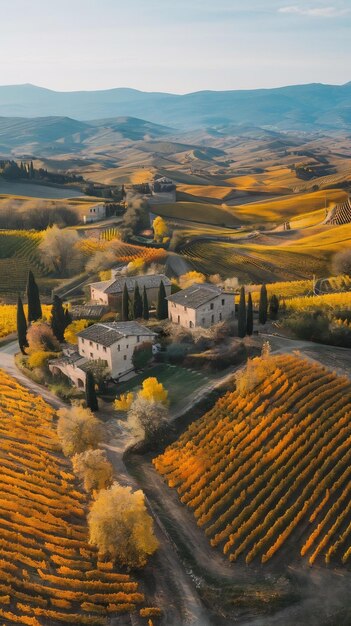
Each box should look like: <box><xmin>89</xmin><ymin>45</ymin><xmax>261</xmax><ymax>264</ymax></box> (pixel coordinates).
<box><xmin>0</xmin><ymin>0</ymin><xmax>350</xmax><ymax>92</ymax></box>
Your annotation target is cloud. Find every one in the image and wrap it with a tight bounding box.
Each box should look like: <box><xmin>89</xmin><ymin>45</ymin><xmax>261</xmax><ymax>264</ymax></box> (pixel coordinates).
<box><xmin>278</xmin><ymin>5</ymin><xmax>350</xmax><ymax>17</ymax></box>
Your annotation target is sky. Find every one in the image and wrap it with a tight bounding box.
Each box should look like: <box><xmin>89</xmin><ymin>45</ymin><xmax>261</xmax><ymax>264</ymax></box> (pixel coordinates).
<box><xmin>0</xmin><ymin>0</ymin><xmax>350</xmax><ymax>93</ymax></box>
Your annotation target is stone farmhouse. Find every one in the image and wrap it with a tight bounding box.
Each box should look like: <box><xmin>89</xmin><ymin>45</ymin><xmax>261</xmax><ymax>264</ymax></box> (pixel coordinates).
<box><xmin>167</xmin><ymin>283</ymin><xmax>235</xmax><ymax>329</ymax></box>
<box><xmin>83</xmin><ymin>203</ymin><xmax>106</xmax><ymax>224</ymax></box>
<box><xmin>89</xmin><ymin>274</ymin><xmax>171</xmax><ymax>310</ymax></box>
<box><xmin>49</xmin><ymin>321</ymin><xmax>156</xmax><ymax>389</ymax></box>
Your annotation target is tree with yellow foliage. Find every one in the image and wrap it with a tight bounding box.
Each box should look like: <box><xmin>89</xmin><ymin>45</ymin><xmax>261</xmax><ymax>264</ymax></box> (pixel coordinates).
<box><xmin>72</xmin><ymin>449</ymin><xmax>113</xmax><ymax>493</ymax></box>
<box><xmin>57</xmin><ymin>405</ymin><xmax>105</xmax><ymax>457</ymax></box>
<box><xmin>64</xmin><ymin>319</ymin><xmax>89</xmax><ymax>345</ymax></box>
<box><xmin>139</xmin><ymin>377</ymin><xmax>168</xmax><ymax>406</ymax></box>
<box><xmin>88</xmin><ymin>483</ymin><xmax>158</xmax><ymax>568</ymax></box>
<box><xmin>153</xmin><ymin>216</ymin><xmax>168</xmax><ymax>243</ymax></box>
<box><xmin>179</xmin><ymin>271</ymin><xmax>206</xmax><ymax>289</ymax></box>
<box><xmin>114</xmin><ymin>392</ymin><xmax>134</xmax><ymax>412</ymax></box>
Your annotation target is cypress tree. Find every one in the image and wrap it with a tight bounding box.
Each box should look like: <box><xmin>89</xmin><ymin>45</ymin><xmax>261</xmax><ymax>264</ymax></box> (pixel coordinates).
<box><xmin>156</xmin><ymin>280</ymin><xmax>168</xmax><ymax>320</ymax></box>
<box><xmin>133</xmin><ymin>283</ymin><xmax>143</xmax><ymax>319</ymax></box>
<box><xmin>259</xmin><ymin>283</ymin><xmax>268</xmax><ymax>325</ymax></box>
<box><xmin>121</xmin><ymin>282</ymin><xmax>130</xmax><ymax>321</ymax></box>
<box><xmin>238</xmin><ymin>286</ymin><xmax>246</xmax><ymax>339</ymax></box>
<box><xmin>50</xmin><ymin>295</ymin><xmax>67</xmax><ymax>342</ymax></box>
<box><xmin>142</xmin><ymin>286</ymin><xmax>149</xmax><ymax>320</ymax></box>
<box><xmin>246</xmin><ymin>292</ymin><xmax>253</xmax><ymax>336</ymax></box>
<box><xmin>17</xmin><ymin>295</ymin><xmax>28</xmax><ymax>354</ymax></box>
<box><xmin>85</xmin><ymin>371</ymin><xmax>99</xmax><ymax>412</ymax></box>
<box><xmin>64</xmin><ymin>307</ymin><xmax>72</xmax><ymax>328</ymax></box>
<box><xmin>26</xmin><ymin>270</ymin><xmax>42</xmax><ymax>323</ymax></box>
<box><xmin>269</xmin><ymin>294</ymin><xmax>280</xmax><ymax>321</ymax></box>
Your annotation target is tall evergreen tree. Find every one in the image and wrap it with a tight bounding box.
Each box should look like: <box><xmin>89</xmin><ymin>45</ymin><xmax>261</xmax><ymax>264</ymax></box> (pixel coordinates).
<box><xmin>142</xmin><ymin>286</ymin><xmax>149</xmax><ymax>320</ymax></box>
<box><xmin>29</xmin><ymin>160</ymin><xmax>34</xmax><ymax>178</ymax></box>
<box><xmin>133</xmin><ymin>283</ymin><xmax>143</xmax><ymax>319</ymax></box>
<box><xmin>269</xmin><ymin>294</ymin><xmax>280</xmax><ymax>321</ymax></box>
<box><xmin>121</xmin><ymin>282</ymin><xmax>130</xmax><ymax>321</ymax></box>
<box><xmin>51</xmin><ymin>295</ymin><xmax>67</xmax><ymax>342</ymax></box>
<box><xmin>85</xmin><ymin>371</ymin><xmax>99</xmax><ymax>412</ymax></box>
<box><xmin>238</xmin><ymin>286</ymin><xmax>246</xmax><ymax>339</ymax></box>
<box><xmin>17</xmin><ymin>295</ymin><xmax>28</xmax><ymax>354</ymax></box>
<box><xmin>259</xmin><ymin>283</ymin><xmax>268</xmax><ymax>325</ymax></box>
<box><xmin>156</xmin><ymin>280</ymin><xmax>168</xmax><ymax>320</ymax></box>
<box><xmin>26</xmin><ymin>270</ymin><xmax>42</xmax><ymax>323</ymax></box>
<box><xmin>64</xmin><ymin>307</ymin><xmax>72</xmax><ymax>328</ymax></box>
<box><xmin>246</xmin><ymin>292</ymin><xmax>253</xmax><ymax>336</ymax></box>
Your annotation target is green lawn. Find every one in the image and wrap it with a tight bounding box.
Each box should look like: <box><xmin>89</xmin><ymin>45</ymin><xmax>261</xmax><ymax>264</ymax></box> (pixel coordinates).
<box><xmin>115</xmin><ymin>363</ymin><xmax>212</xmax><ymax>410</ymax></box>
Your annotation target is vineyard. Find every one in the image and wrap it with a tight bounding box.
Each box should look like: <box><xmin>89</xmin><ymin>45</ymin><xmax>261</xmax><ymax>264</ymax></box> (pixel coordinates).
<box><xmin>78</xmin><ymin>237</ymin><xmax>167</xmax><ymax>265</ymax></box>
<box><xmin>0</xmin><ymin>369</ymin><xmax>154</xmax><ymax>625</ymax></box>
<box><xmin>0</xmin><ymin>304</ymin><xmax>52</xmax><ymax>339</ymax></box>
<box><xmin>154</xmin><ymin>353</ymin><xmax>351</xmax><ymax>567</ymax></box>
<box><xmin>285</xmin><ymin>291</ymin><xmax>351</xmax><ymax>313</ymax></box>
<box><xmin>249</xmin><ymin>275</ymin><xmax>351</xmax><ymax>303</ymax></box>
<box><xmin>0</xmin><ymin>231</ymin><xmax>49</xmax><ymax>297</ymax></box>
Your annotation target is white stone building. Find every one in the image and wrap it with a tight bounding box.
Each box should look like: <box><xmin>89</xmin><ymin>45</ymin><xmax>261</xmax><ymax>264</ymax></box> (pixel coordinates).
<box><xmin>83</xmin><ymin>203</ymin><xmax>106</xmax><ymax>224</ymax></box>
<box><xmin>167</xmin><ymin>283</ymin><xmax>235</xmax><ymax>329</ymax></box>
<box><xmin>89</xmin><ymin>274</ymin><xmax>171</xmax><ymax>310</ymax></box>
<box><xmin>49</xmin><ymin>321</ymin><xmax>157</xmax><ymax>389</ymax></box>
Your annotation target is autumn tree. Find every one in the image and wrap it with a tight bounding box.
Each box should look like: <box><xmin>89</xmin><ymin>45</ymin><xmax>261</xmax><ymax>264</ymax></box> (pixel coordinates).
<box><xmin>238</xmin><ymin>286</ymin><xmax>246</xmax><ymax>339</ymax></box>
<box><xmin>142</xmin><ymin>286</ymin><xmax>149</xmax><ymax>320</ymax></box>
<box><xmin>179</xmin><ymin>271</ymin><xmax>206</xmax><ymax>289</ymax></box>
<box><xmin>122</xmin><ymin>282</ymin><xmax>130</xmax><ymax>321</ymax></box>
<box><xmin>128</xmin><ymin>397</ymin><xmax>169</xmax><ymax>443</ymax></box>
<box><xmin>17</xmin><ymin>295</ymin><xmax>28</xmax><ymax>354</ymax></box>
<box><xmin>26</xmin><ymin>270</ymin><xmax>42</xmax><ymax>323</ymax></box>
<box><xmin>64</xmin><ymin>319</ymin><xmax>89</xmax><ymax>344</ymax></box>
<box><xmin>114</xmin><ymin>392</ymin><xmax>134</xmax><ymax>412</ymax></box>
<box><xmin>259</xmin><ymin>283</ymin><xmax>268</xmax><ymax>325</ymax></box>
<box><xmin>39</xmin><ymin>225</ymin><xmax>81</xmax><ymax>276</ymax></box>
<box><xmin>139</xmin><ymin>377</ymin><xmax>168</xmax><ymax>405</ymax></box>
<box><xmin>332</xmin><ymin>248</ymin><xmax>351</xmax><ymax>276</ymax></box>
<box><xmin>27</xmin><ymin>321</ymin><xmax>60</xmax><ymax>353</ymax></box>
<box><xmin>153</xmin><ymin>216</ymin><xmax>168</xmax><ymax>242</ymax></box>
<box><xmin>86</xmin><ymin>370</ymin><xmax>99</xmax><ymax>412</ymax></box>
<box><xmin>72</xmin><ymin>449</ymin><xmax>113</xmax><ymax>493</ymax></box>
<box><xmin>57</xmin><ymin>404</ymin><xmax>105</xmax><ymax>456</ymax></box>
<box><xmin>133</xmin><ymin>283</ymin><xmax>143</xmax><ymax>319</ymax></box>
<box><xmin>156</xmin><ymin>281</ymin><xmax>168</xmax><ymax>320</ymax></box>
<box><xmin>246</xmin><ymin>292</ymin><xmax>253</xmax><ymax>336</ymax></box>
<box><xmin>88</xmin><ymin>482</ymin><xmax>158</xmax><ymax>568</ymax></box>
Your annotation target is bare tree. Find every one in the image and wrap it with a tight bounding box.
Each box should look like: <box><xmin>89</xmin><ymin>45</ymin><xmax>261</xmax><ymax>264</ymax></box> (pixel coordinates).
<box><xmin>39</xmin><ymin>225</ymin><xmax>82</xmax><ymax>276</ymax></box>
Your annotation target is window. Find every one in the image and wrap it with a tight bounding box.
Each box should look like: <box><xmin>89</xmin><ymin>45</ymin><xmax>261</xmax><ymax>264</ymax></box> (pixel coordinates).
<box><xmin>90</xmin><ymin>352</ymin><xmax>93</xmax><ymax>358</ymax></box>
<box><xmin>81</xmin><ymin>349</ymin><xmax>85</xmax><ymax>354</ymax></box>
<box><xmin>137</xmin><ymin>336</ymin><xmax>140</xmax><ymax>343</ymax></box>
<box><xmin>211</xmin><ymin>314</ymin><xmax>214</xmax><ymax>324</ymax></box>
<box><xmin>103</xmin><ymin>346</ymin><xmax>107</xmax><ymax>353</ymax></box>
<box><xmin>210</xmin><ymin>303</ymin><xmax>214</xmax><ymax>310</ymax></box>
<box><xmin>177</xmin><ymin>315</ymin><xmax>180</xmax><ymax>324</ymax></box>
<box><xmin>81</xmin><ymin>338</ymin><xmax>85</xmax><ymax>344</ymax></box>
<box><xmin>118</xmin><ymin>345</ymin><xmax>120</xmax><ymax>351</ymax></box>
<box><xmin>126</xmin><ymin>344</ymin><xmax>129</xmax><ymax>349</ymax></box>
<box><xmin>189</xmin><ymin>321</ymin><xmax>193</xmax><ymax>328</ymax></box>
<box><xmin>219</xmin><ymin>312</ymin><xmax>222</xmax><ymax>321</ymax></box>
<box><xmin>89</xmin><ymin>341</ymin><xmax>93</xmax><ymax>346</ymax></box>
<box><xmin>221</xmin><ymin>299</ymin><xmax>225</xmax><ymax>306</ymax></box>
<box><xmin>202</xmin><ymin>318</ymin><xmax>205</xmax><ymax>325</ymax></box>
<box><xmin>123</xmin><ymin>355</ymin><xmax>127</xmax><ymax>360</ymax></box>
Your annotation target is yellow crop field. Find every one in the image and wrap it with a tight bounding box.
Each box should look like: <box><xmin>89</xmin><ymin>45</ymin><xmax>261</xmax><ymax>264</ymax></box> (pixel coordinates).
<box><xmin>0</xmin><ymin>304</ymin><xmax>52</xmax><ymax>339</ymax></box>
<box><xmin>177</xmin><ymin>184</ymin><xmax>234</xmax><ymax>201</ymax></box>
<box><xmin>285</xmin><ymin>291</ymin><xmax>351</xmax><ymax>312</ymax></box>
<box><xmin>0</xmin><ymin>369</ymin><xmax>147</xmax><ymax>623</ymax></box>
<box><xmin>154</xmin><ymin>354</ymin><xmax>351</xmax><ymax>566</ymax></box>
<box><xmin>249</xmin><ymin>275</ymin><xmax>351</xmax><ymax>302</ymax></box>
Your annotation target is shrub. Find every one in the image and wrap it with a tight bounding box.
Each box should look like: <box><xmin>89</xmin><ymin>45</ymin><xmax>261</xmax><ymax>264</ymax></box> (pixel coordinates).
<box><xmin>72</xmin><ymin>449</ymin><xmax>113</xmax><ymax>493</ymax></box>
<box><xmin>57</xmin><ymin>405</ymin><xmax>105</xmax><ymax>457</ymax></box>
<box><xmin>27</xmin><ymin>322</ymin><xmax>60</xmax><ymax>353</ymax></box>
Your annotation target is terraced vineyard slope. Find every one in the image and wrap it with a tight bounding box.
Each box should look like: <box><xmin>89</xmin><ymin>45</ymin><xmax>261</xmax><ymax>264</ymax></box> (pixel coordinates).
<box><xmin>0</xmin><ymin>369</ymin><xmax>147</xmax><ymax>625</ymax></box>
<box><xmin>154</xmin><ymin>353</ymin><xmax>351</xmax><ymax>567</ymax></box>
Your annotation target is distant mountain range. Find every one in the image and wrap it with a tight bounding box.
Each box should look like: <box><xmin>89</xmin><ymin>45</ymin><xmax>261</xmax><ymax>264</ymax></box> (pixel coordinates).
<box><xmin>0</xmin><ymin>82</ymin><xmax>351</xmax><ymax>130</ymax></box>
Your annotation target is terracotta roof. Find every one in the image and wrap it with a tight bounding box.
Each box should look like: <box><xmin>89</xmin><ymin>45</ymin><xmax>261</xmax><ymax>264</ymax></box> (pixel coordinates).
<box><xmin>166</xmin><ymin>283</ymin><xmax>224</xmax><ymax>309</ymax></box>
<box><xmin>77</xmin><ymin>321</ymin><xmax>157</xmax><ymax>347</ymax></box>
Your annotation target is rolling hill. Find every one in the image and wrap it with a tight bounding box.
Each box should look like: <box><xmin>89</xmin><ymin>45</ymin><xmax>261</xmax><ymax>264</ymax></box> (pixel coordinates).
<box><xmin>1</xmin><ymin>82</ymin><xmax>351</xmax><ymax>130</ymax></box>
